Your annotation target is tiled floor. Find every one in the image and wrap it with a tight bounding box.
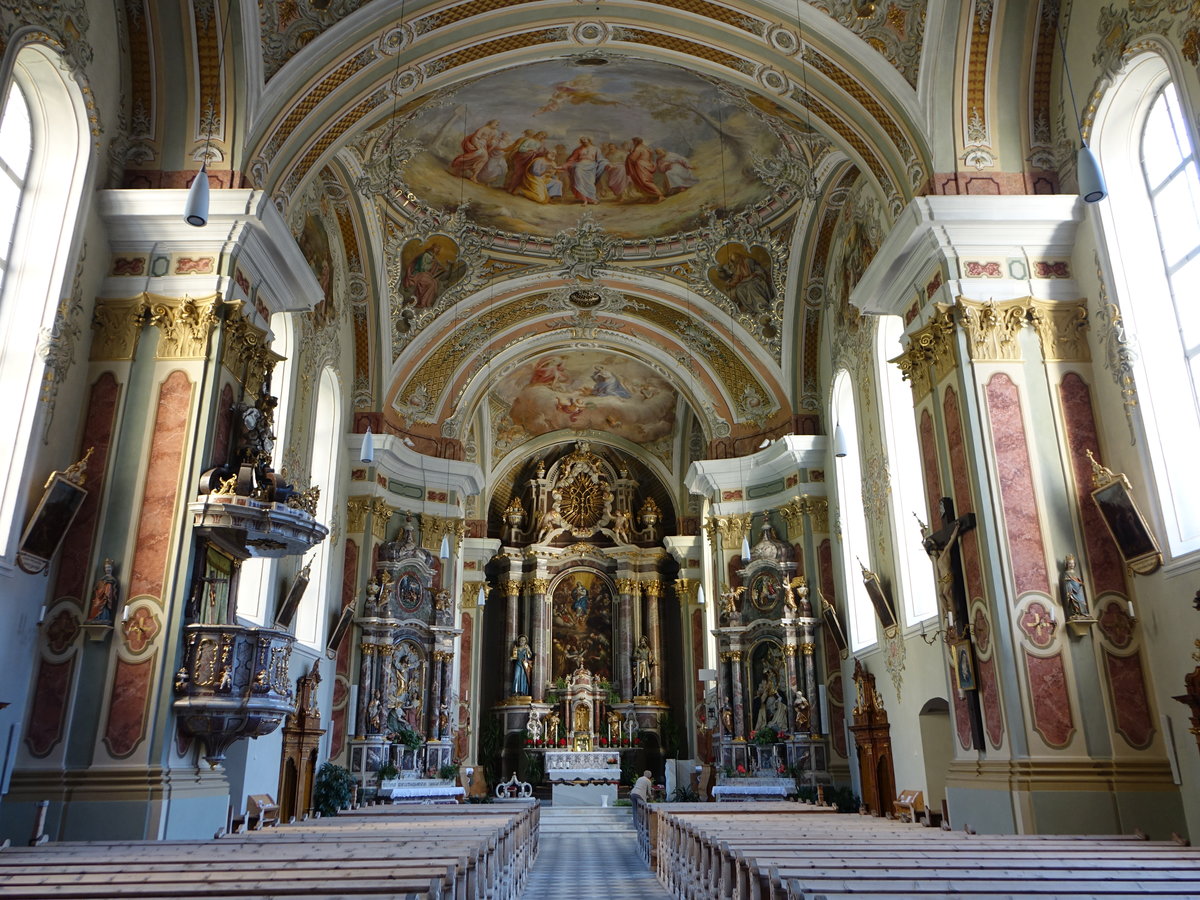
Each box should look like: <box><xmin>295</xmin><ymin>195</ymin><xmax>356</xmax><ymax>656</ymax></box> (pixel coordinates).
<box><xmin>520</xmin><ymin>806</ymin><xmax>671</xmax><ymax>899</ymax></box>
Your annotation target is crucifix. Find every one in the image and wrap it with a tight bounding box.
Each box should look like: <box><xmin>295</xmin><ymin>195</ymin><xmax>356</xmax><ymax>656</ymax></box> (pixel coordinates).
<box><xmin>920</xmin><ymin>496</ymin><xmax>985</xmax><ymax>750</ymax></box>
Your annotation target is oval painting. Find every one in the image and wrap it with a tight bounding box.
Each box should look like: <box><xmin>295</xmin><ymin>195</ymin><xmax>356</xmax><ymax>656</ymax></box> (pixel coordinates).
<box><xmin>397</xmin><ymin>58</ymin><xmax>781</xmax><ymax>239</ymax></box>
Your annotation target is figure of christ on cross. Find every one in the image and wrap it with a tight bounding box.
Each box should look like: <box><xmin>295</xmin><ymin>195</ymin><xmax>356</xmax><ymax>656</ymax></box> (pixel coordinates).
<box><xmin>919</xmin><ymin>496</ymin><xmax>985</xmax><ymax>749</ymax></box>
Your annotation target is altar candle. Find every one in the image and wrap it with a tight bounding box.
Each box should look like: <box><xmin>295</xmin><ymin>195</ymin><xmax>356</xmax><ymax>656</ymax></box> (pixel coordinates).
<box><xmin>947</xmin><ymin>610</ymin><xmax>955</xmax><ymax>629</ymax></box>
<box><xmin>37</xmin><ymin>605</ymin><xmax>46</xmax><ymax>624</ymax></box>
<box><xmin>1127</xmin><ymin>600</ymin><xmax>1135</xmax><ymax>619</ymax></box>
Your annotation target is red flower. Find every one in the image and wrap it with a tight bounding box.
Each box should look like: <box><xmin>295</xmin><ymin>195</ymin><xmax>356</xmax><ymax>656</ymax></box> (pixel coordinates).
<box><xmin>736</xmin><ymin>764</ymin><xmax>746</xmax><ymax>774</ymax></box>
<box><xmin>559</xmin><ymin>738</ymin><xmax>567</xmax><ymax>746</ymax></box>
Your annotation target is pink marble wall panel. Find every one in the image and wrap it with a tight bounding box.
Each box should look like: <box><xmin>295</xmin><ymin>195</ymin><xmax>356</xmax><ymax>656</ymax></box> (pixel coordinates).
<box><xmin>1023</xmin><ymin>650</ymin><xmax>1075</xmax><ymax>747</ymax></box>
<box><xmin>457</xmin><ymin>611</ymin><xmax>474</xmax><ymax>761</ymax></box>
<box><xmin>1104</xmin><ymin>650</ymin><xmax>1155</xmax><ymax>749</ymax></box>
<box><xmin>943</xmin><ymin>388</ymin><xmax>984</xmax><ymax>601</ymax></box>
<box><xmin>919</xmin><ymin>409</ymin><xmax>941</xmax><ymax>521</ymax></box>
<box><xmin>25</xmin><ymin>658</ymin><xmax>75</xmax><ymax>757</ymax></box>
<box><xmin>210</xmin><ymin>383</ymin><xmax>234</xmax><ymax>469</ymax></box>
<box><xmin>55</xmin><ymin>373</ymin><xmax>120</xmax><ymax>601</ymax></box>
<box><xmin>950</xmin><ymin>666</ymin><xmax>973</xmax><ymax>749</ymax></box>
<box><xmin>817</xmin><ymin>539</ymin><xmax>846</xmax><ymax>758</ymax></box>
<box><xmin>977</xmin><ymin>655</ymin><xmax>1005</xmax><ymax>748</ymax></box>
<box><xmin>329</xmin><ymin>540</ymin><xmax>359</xmax><ymax>759</ymax></box>
<box><xmin>103</xmin><ymin>656</ymin><xmax>156</xmax><ymax>758</ymax></box>
<box><xmin>985</xmin><ymin>375</ymin><xmax>1050</xmax><ymax>595</ymax></box>
<box><xmin>128</xmin><ymin>371</ymin><xmax>193</xmax><ymax>600</ymax></box>
<box><xmin>1059</xmin><ymin>375</ymin><xmax>1127</xmax><ymax>596</ymax></box>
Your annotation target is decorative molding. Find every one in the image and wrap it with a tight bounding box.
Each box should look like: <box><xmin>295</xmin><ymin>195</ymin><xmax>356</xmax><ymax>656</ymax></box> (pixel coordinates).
<box><xmin>38</xmin><ymin>245</ymin><xmax>88</xmax><ymax>440</ymax></box>
<box><xmin>955</xmin><ymin>297</ymin><xmax>1026</xmax><ymax>361</ymax></box>
<box><xmin>369</xmin><ymin>497</ymin><xmax>393</xmax><ymax>540</ymax></box>
<box><xmin>1094</xmin><ymin>254</ymin><xmax>1139</xmax><ymax>444</ymax></box>
<box><xmin>1027</xmin><ymin>299</ymin><xmax>1090</xmax><ymax>362</ymax></box>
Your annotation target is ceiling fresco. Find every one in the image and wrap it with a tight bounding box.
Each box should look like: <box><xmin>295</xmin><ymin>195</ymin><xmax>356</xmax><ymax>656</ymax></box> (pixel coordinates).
<box><xmin>386</xmin><ymin>58</ymin><xmax>785</xmax><ymax>240</ymax></box>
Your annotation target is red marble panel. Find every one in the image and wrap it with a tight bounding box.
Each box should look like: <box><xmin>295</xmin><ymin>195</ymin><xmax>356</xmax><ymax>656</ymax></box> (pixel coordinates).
<box><xmin>944</xmin><ymin>388</ymin><xmax>984</xmax><ymax>601</ymax></box>
<box><xmin>25</xmin><ymin>658</ymin><xmax>75</xmax><ymax>757</ymax></box>
<box><xmin>103</xmin><ymin>656</ymin><xmax>156</xmax><ymax>758</ymax></box>
<box><xmin>985</xmin><ymin>375</ymin><xmax>1049</xmax><ymax>595</ymax></box>
<box><xmin>977</xmin><ymin>655</ymin><xmax>1005</xmax><ymax>748</ymax></box>
<box><xmin>1059</xmin><ymin>375</ymin><xmax>1127</xmax><ymax>596</ymax></box>
<box><xmin>329</xmin><ymin>541</ymin><xmax>359</xmax><ymax>758</ymax></box>
<box><xmin>1098</xmin><ymin>599</ymin><xmax>1133</xmax><ymax>649</ymax></box>
<box><xmin>128</xmin><ymin>371</ymin><xmax>193</xmax><ymax>600</ymax></box>
<box><xmin>1023</xmin><ymin>650</ymin><xmax>1075</xmax><ymax>748</ymax></box>
<box><xmin>691</xmin><ymin>607</ymin><xmax>704</xmax><ymax>698</ymax></box>
<box><xmin>457</xmin><ymin>611</ymin><xmax>474</xmax><ymax>761</ymax></box>
<box><xmin>210</xmin><ymin>383</ymin><xmax>234</xmax><ymax>469</ymax></box>
<box><xmin>54</xmin><ymin>373</ymin><xmax>120</xmax><ymax>601</ymax></box>
<box><xmin>826</xmin><ymin>669</ymin><xmax>846</xmax><ymax>758</ymax></box>
<box><xmin>1104</xmin><ymin>650</ymin><xmax>1155</xmax><ymax>749</ymax></box>
<box><xmin>919</xmin><ymin>409</ymin><xmax>941</xmax><ymax>521</ymax></box>
<box><xmin>818</xmin><ymin>539</ymin><xmax>836</xmax><ymax>608</ymax></box>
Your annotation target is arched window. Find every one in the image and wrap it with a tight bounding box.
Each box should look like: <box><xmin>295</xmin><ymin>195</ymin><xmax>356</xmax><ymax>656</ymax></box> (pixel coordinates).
<box><xmin>877</xmin><ymin>316</ymin><xmax>937</xmax><ymax>624</ymax></box>
<box><xmin>0</xmin><ymin>45</ymin><xmax>91</xmax><ymax>561</ymax></box>
<box><xmin>832</xmin><ymin>372</ymin><xmax>876</xmax><ymax>650</ymax></box>
<box><xmin>1094</xmin><ymin>54</ymin><xmax>1200</xmax><ymax>558</ymax></box>
<box><xmin>296</xmin><ymin>367</ymin><xmax>342</xmax><ymax>647</ymax></box>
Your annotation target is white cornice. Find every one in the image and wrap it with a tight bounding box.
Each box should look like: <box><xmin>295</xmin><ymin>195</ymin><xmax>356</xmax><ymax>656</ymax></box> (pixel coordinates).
<box><xmin>96</xmin><ymin>189</ymin><xmax>323</xmax><ymax>313</ymax></box>
<box><xmin>348</xmin><ymin>433</ymin><xmax>485</xmax><ymax>507</ymax></box>
<box><xmin>685</xmin><ymin>435</ymin><xmax>829</xmax><ymax>500</ymax></box>
<box><xmin>852</xmin><ymin>196</ymin><xmax>1084</xmax><ymax>316</ymax></box>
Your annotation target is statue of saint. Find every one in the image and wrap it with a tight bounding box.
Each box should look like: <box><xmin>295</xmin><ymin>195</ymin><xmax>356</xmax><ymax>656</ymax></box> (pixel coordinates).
<box><xmin>86</xmin><ymin>558</ymin><xmax>119</xmax><ymax>624</ymax></box>
<box><xmin>1062</xmin><ymin>554</ymin><xmax>1089</xmax><ymax>619</ymax></box>
<box><xmin>720</xmin><ymin>698</ymin><xmax>733</xmax><ymax>735</ymax></box>
<box><xmin>633</xmin><ymin>635</ymin><xmax>655</xmax><ymax>696</ymax></box>
<box><xmin>545</xmin><ymin>709</ymin><xmax>561</xmax><ymax>743</ymax></box>
<box><xmin>792</xmin><ymin>691</ymin><xmax>811</xmax><ymax>731</ymax></box>
<box><xmin>511</xmin><ymin>635</ymin><xmax>533</xmax><ymax>696</ymax></box>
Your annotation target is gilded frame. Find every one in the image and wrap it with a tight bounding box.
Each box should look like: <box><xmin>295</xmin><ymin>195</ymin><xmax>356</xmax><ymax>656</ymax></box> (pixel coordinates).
<box><xmin>17</xmin><ymin>472</ymin><xmax>88</xmax><ymax>575</ymax></box>
<box><xmin>861</xmin><ymin>566</ymin><xmax>899</xmax><ymax>637</ymax></box>
<box><xmin>325</xmin><ymin>603</ymin><xmax>356</xmax><ymax>659</ymax></box>
<box><xmin>1088</xmin><ymin>452</ymin><xmax>1162</xmax><ymax>576</ymax></box>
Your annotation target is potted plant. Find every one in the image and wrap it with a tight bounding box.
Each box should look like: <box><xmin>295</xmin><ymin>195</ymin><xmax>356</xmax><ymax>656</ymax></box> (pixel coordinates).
<box><xmin>313</xmin><ymin>762</ymin><xmax>355</xmax><ymax>817</ymax></box>
<box><xmin>376</xmin><ymin>762</ymin><xmax>399</xmax><ymax>784</ymax></box>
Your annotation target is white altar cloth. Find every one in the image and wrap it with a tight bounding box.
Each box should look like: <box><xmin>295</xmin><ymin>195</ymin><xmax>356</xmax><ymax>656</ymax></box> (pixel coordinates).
<box><xmin>544</xmin><ymin>750</ymin><xmax>619</xmax><ymax>783</ymax></box>
<box><xmin>713</xmin><ymin>778</ymin><xmax>794</xmax><ymax>802</ymax></box>
<box><xmin>378</xmin><ymin>778</ymin><xmax>464</xmax><ymax>803</ymax></box>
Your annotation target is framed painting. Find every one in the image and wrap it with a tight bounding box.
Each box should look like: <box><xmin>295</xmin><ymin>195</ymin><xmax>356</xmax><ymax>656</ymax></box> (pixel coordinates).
<box><xmin>273</xmin><ymin>559</ymin><xmax>312</xmax><ymax>629</ymax></box>
<box><xmin>1087</xmin><ymin>450</ymin><xmax>1162</xmax><ymax>575</ymax></box>
<box><xmin>820</xmin><ymin>593</ymin><xmax>849</xmax><ymax>659</ymax></box>
<box><xmin>861</xmin><ymin>565</ymin><xmax>899</xmax><ymax>636</ymax></box>
<box><xmin>951</xmin><ymin>640</ymin><xmax>977</xmax><ymax>692</ymax></box>
<box><xmin>325</xmin><ymin>603</ymin><xmax>356</xmax><ymax>659</ymax></box>
<box><xmin>748</xmin><ymin>571</ymin><xmax>781</xmax><ymax>612</ymax></box>
<box><xmin>17</xmin><ymin>469</ymin><xmax>89</xmax><ymax>575</ymax></box>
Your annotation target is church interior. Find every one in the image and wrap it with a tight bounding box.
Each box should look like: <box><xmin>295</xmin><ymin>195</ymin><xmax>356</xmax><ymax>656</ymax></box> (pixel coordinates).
<box><xmin>0</xmin><ymin>0</ymin><xmax>1199</xmax><ymax>853</ymax></box>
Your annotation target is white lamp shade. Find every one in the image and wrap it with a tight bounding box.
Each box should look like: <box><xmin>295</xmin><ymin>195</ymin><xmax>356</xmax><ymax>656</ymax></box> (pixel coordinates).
<box><xmin>696</xmin><ymin>584</ymin><xmax>706</xmax><ymax>605</ymax></box>
<box><xmin>1077</xmin><ymin>143</ymin><xmax>1107</xmax><ymax>203</ymax></box>
<box><xmin>183</xmin><ymin>166</ymin><xmax>210</xmax><ymax>227</ymax></box>
<box><xmin>439</xmin><ymin>533</ymin><xmax>451</xmax><ymax>559</ymax></box>
<box><xmin>360</xmin><ymin>426</ymin><xmax>375</xmax><ymax>463</ymax></box>
<box><xmin>477</xmin><ymin>584</ymin><xmax>486</xmax><ymax>607</ymax></box>
<box><xmin>741</xmin><ymin>535</ymin><xmax>751</xmax><ymax>560</ymax></box>
<box><xmin>833</xmin><ymin>424</ymin><xmax>849</xmax><ymax>458</ymax></box>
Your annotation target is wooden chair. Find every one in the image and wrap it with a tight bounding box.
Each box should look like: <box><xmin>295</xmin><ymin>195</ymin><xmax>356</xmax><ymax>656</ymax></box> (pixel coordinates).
<box><xmin>247</xmin><ymin>793</ymin><xmax>281</xmax><ymax>829</ymax></box>
<box><xmin>893</xmin><ymin>789</ymin><xmax>924</xmax><ymax>823</ymax></box>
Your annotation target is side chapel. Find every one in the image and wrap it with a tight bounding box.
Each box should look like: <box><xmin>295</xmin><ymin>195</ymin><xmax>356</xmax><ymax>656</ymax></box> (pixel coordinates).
<box><xmin>0</xmin><ymin>0</ymin><xmax>1198</xmax><ymax>844</ymax></box>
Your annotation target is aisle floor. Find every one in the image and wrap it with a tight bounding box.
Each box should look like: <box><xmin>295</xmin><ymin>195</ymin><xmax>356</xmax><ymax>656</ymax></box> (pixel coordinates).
<box><xmin>519</xmin><ymin>805</ymin><xmax>670</xmax><ymax>899</ymax></box>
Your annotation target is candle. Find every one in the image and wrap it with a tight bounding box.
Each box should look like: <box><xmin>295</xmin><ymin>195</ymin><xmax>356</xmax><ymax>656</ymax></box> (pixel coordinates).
<box><xmin>38</xmin><ymin>605</ymin><xmax>46</xmax><ymax>624</ymax></box>
<box><xmin>947</xmin><ymin>610</ymin><xmax>955</xmax><ymax>629</ymax></box>
<box><xmin>1127</xmin><ymin>600</ymin><xmax>1135</xmax><ymax>619</ymax></box>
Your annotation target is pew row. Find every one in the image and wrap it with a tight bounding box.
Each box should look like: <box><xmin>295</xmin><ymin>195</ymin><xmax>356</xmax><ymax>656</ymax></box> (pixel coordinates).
<box><xmin>0</xmin><ymin>799</ymin><xmax>539</xmax><ymax>900</ymax></box>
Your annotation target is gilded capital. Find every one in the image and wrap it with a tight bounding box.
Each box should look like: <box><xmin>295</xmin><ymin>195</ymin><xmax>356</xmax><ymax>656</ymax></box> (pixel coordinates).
<box><xmin>505</xmin><ymin>580</ymin><xmax>522</xmax><ymax>598</ymax></box>
<box><xmin>955</xmin><ymin>296</ymin><xmax>1027</xmax><ymax>362</ymax></box>
<box><xmin>145</xmin><ymin>294</ymin><xmax>221</xmax><ymax>360</ymax></box>
<box><xmin>617</xmin><ymin>578</ymin><xmax>639</xmax><ymax>595</ymax></box>
<box><xmin>642</xmin><ymin>580</ymin><xmax>661</xmax><ymax>600</ymax></box>
<box><xmin>91</xmin><ymin>296</ymin><xmax>148</xmax><ymax>361</ymax></box>
<box><xmin>1027</xmin><ymin>298</ymin><xmax>1090</xmax><ymax>362</ymax></box>
<box><xmin>783</xmin><ymin>644</ymin><xmax>797</xmax><ymax>657</ymax></box>
<box><xmin>346</xmin><ymin>496</ymin><xmax>370</xmax><ymax>534</ymax></box>
<box><xmin>370</xmin><ymin>498</ymin><xmax>394</xmax><ymax>540</ymax></box>
<box><xmin>221</xmin><ymin>303</ymin><xmax>284</xmax><ymax>394</ymax></box>
<box><xmin>530</xmin><ymin>578</ymin><xmax>551</xmax><ymax>595</ymax></box>
<box><xmin>801</xmin><ymin>642</ymin><xmax>815</xmax><ymax>655</ymax></box>
<box><xmin>728</xmin><ymin>650</ymin><xmax>743</xmax><ymax>662</ymax></box>
<box><xmin>422</xmin><ymin>513</ymin><xmax>467</xmax><ymax>556</ymax></box>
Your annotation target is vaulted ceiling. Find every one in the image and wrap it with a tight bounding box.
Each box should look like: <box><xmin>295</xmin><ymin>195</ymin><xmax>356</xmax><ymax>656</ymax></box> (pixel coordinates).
<box><xmin>117</xmin><ymin>0</ymin><xmax>1059</xmax><ymax>490</ymax></box>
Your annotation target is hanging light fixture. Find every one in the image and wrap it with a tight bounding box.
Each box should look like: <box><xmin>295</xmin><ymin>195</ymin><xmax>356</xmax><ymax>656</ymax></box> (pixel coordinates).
<box><xmin>477</xmin><ymin>584</ymin><xmax>486</xmax><ymax>608</ymax></box>
<box><xmin>697</xmin><ymin>584</ymin><xmax>706</xmax><ymax>605</ymax></box>
<box><xmin>439</xmin><ymin>532</ymin><xmax>451</xmax><ymax>560</ymax></box>
<box><xmin>360</xmin><ymin>425</ymin><xmax>375</xmax><ymax>463</ymax></box>
<box><xmin>833</xmin><ymin>423</ymin><xmax>849</xmax><ymax>459</ymax></box>
<box><xmin>1057</xmin><ymin>25</ymin><xmax>1107</xmax><ymax>202</ymax></box>
<box><xmin>184</xmin><ymin>6</ymin><xmax>233</xmax><ymax>226</ymax></box>
<box><xmin>741</xmin><ymin>532</ymin><xmax>752</xmax><ymax>561</ymax></box>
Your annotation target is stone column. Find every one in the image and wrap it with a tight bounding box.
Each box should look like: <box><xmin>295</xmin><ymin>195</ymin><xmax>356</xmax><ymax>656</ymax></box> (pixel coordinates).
<box><xmin>617</xmin><ymin>577</ymin><xmax>638</xmax><ymax>701</ymax></box>
<box><xmin>729</xmin><ymin>648</ymin><xmax>746</xmax><ymax>741</ymax></box>
<box><xmin>782</xmin><ymin>626</ymin><xmax>799</xmax><ymax>733</ymax></box>
<box><xmin>440</xmin><ymin>653</ymin><xmax>454</xmax><ymax>739</ymax></box>
<box><xmin>357</xmin><ymin>641</ymin><xmax>377</xmax><ymax>735</ymax></box>
<box><xmin>530</xmin><ymin>577</ymin><xmax>550</xmax><ymax>702</ymax></box>
<box><xmin>644</xmin><ymin>580</ymin><xmax>663</xmax><ymax>699</ymax></box>
<box><xmin>428</xmin><ymin>651</ymin><xmax>444</xmax><ymax>739</ymax></box>
<box><xmin>801</xmin><ymin>625</ymin><xmax>819</xmax><ymax>734</ymax></box>
<box><xmin>505</xmin><ymin>580</ymin><xmax>520</xmax><ymax>650</ymax></box>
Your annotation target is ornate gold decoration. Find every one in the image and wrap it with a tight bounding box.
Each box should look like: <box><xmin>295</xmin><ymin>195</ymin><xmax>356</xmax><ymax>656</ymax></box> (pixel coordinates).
<box><xmin>955</xmin><ymin>297</ymin><xmax>1026</xmax><ymax>361</ymax></box>
<box><xmin>90</xmin><ymin>297</ymin><xmax>148</xmax><ymax>361</ymax></box>
<box><xmin>369</xmin><ymin>498</ymin><xmax>393</xmax><ymax>540</ymax></box>
<box><xmin>801</xmin><ymin>643</ymin><xmax>815</xmax><ymax>655</ymax></box>
<box><xmin>1027</xmin><ymin>299</ymin><xmax>1090</xmax><ymax>362</ymax></box>
<box><xmin>422</xmin><ymin>513</ymin><xmax>467</xmax><ymax>556</ymax></box>
<box><xmin>705</xmin><ymin>513</ymin><xmax>753</xmax><ymax>547</ymax></box>
<box><xmin>674</xmin><ymin>578</ymin><xmax>696</xmax><ymax>603</ymax></box>
<box><xmin>559</xmin><ymin>473</ymin><xmax>608</xmax><ymax>529</ymax></box>
<box><xmin>221</xmin><ymin>303</ymin><xmax>285</xmax><ymax>395</ymax></box>
<box><xmin>346</xmin><ymin>496</ymin><xmax>370</xmax><ymax>534</ymax></box>
<box><xmin>616</xmin><ymin>578</ymin><xmax>640</xmax><ymax>595</ymax></box>
<box><xmin>287</xmin><ymin>486</ymin><xmax>321</xmax><ymax>517</ymax></box>
<box><xmin>642</xmin><ymin>580</ymin><xmax>661</xmax><ymax>599</ymax></box>
<box><xmin>60</xmin><ymin>447</ymin><xmax>94</xmax><ymax>487</ymax></box>
<box><xmin>783</xmin><ymin>644</ymin><xmax>798</xmax><ymax>657</ymax></box>
<box><xmin>728</xmin><ymin>650</ymin><xmax>743</xmax><ymax>662</ymax></box>
<box><xmin>505</xmin><ymin>581</ymin><xmax>522</xmax><ymax>598</ymax></box>
<box><xmin>891</xmin><ymin>303</ymin><xmax>957</xmax><ymax>401</ymax></box>
<box><xmin>1094</xmin><ymin>252</ymin><xmax>1139</xmax><ymax>444</ymax></box>
<box><xmin>461</xmin><ymin>582</ymin><xmax>483</xmax><ymax>609</ymax></box>
<box><xmin>144</xmin><ymin>295</ymin><xmax>221</xmax><ymax>359</ymax></box>
<box><xmin>530</xmin><ymin>578</ymin><xmax>551</xmax><ymax>594</ymax></box>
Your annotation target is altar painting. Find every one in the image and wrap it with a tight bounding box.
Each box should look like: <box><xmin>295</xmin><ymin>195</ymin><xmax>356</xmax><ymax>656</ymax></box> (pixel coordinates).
<box><xmin>395</xmin><ymin>59</ymin><xmax>781</xmax><ymax>239</ymax></box>
<box><xmin>551</xmin><ymin>570</ymin><xmax>613</xmax><ymax>681</ymax></box>
<box><xmin>494</xmin><ymin>351</ymin><xmax>676</xmax><ymax>445</ymax></box>
<box><xmin>750</xmin><ymin>640</ymin><xmax>788</xmax><ymax>736</ymax></box>
<box><xmin>387</xmin><ymin>639</ymin><xmax>425</xmax><ymax>733</ymax></box>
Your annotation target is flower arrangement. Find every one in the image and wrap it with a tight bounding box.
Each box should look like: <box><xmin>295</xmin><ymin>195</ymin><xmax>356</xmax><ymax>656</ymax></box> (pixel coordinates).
<box><xmin>598</xmin><ymin>737</ymin><xmax>608</xmax><ymax>747</ymax></box>
<box><xmin>736</xmin><ymin>764</ymin><xmax>747</xmax><ymax>776</ymax></box>
<box><xmin>752</xmin><ymin>726</ymin><xmax>779</xmax><ymax>746</ymax></box>
<box><xmin>558</xmin><ymin>738</ymin><xmax>567</xmax><ymax>747</ymax></box>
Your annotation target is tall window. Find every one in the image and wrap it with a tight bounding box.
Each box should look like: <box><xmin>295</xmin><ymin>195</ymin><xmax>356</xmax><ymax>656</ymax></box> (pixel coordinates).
<box><xmin>877</xmin><ymin>317</ymin><xmax>937</xmax><ymax>623</ymax></box>
<box><xmin>1095</xmin><ymin>55</ymin><xmax>1200</xmax><ymax>557</ymax></box>
<box><xmin>832</xmin><ymin>372</ymin><xmax>876</xmax><ymax>650</ymax></box>
<box><xmin>0</xmin><ymin>81</ymin><xmax>32</xmax><ymax>292</ymax></box>
<box><xmin>297</xmin><ymin>367</ymin><xmax>342</xmax><ymax>647</ymax></box>
<box><xmin>0</xmin><ymin>47</ymin><xmax>90</xmax><ymax>561</ymax></box>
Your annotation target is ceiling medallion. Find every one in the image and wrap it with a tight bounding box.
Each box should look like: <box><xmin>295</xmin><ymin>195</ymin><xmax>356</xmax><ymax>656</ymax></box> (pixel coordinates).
<box><xmin>568</xmin><ymin>289</ymin><xmax>603</xmax><ymax>309</ymax></box>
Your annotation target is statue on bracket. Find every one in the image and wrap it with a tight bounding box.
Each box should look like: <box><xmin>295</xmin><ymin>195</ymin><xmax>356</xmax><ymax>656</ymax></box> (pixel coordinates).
<box><xmin>86</xmin><ymin>558</ymin><xmax>119</xmax><ymax>625</ymax></box>
<box><xmin>511</xmin><ymin>634</ymin><xmax>533</xmax><ymax>697</ymax></box>
<box><xmin>1061</xmin><ymin>555</ymin><xmax>1090</xmax><ymax>619</ymax></box>
<box><xmin>634</xmin><ymin>635</ymin><xmax>655</xmax><ymax>697</ymax></box>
